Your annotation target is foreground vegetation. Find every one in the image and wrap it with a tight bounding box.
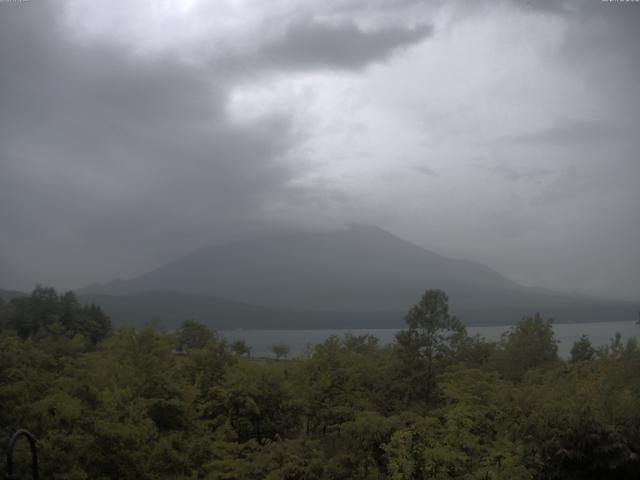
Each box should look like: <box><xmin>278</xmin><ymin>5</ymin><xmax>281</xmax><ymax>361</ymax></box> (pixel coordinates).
<box><xmin>1</xmin><ymin>287</ymin><xmax>639</xmax><ymax>479</ymax></box>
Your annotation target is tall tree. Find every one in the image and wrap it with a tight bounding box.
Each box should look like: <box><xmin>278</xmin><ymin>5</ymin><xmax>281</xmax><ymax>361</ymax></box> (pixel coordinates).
<box><xmin>231</xmin><ymin>339</ymin><xmax>252</xmax><ymax>358</ymax></box>
<box><xmin>570</xmin><ymin>334</ymin><xmax>596</xmax><ymax>363</ymax></box>
<box><xmin>498</xmin><ymin>313</ymin><xmax>558</xmax><ymax>380</ymax></box>
<box><xmin>395</xmin><ymin>289</ymin><xmax>466</xmax><ymax>402</ymax></box>
<box><xmin>177</xmin><ymin>319</ymin><xmax>215</xmax><ymax>350</ymax></box>
<box><xmin>271</xmin><ymin>344</ymin><xmax>290</xmax><ymax>361</ymax></box>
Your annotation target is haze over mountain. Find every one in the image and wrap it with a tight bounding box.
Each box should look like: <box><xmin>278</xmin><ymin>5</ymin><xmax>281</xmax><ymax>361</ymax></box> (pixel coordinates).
<box><xmin>2</xmin><ymin>2</ymin><xmax>640</xmax><ymax>302</ymax></box>
<box><xmin>77</xmin><ymin>226</ymin><xmax>638</xmax><ymax>328</ymax></box>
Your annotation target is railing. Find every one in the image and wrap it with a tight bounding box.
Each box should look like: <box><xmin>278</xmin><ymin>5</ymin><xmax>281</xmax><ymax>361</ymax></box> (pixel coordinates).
<box><xmin>5</xmin><ymin>430</ymin><xmax>39</xmax><ymax>480</ymax></box>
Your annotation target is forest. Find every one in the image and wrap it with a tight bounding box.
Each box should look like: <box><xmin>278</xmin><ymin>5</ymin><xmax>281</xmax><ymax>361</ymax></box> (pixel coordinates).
<box><xmin>1</xmin><ymin>286</ymin><xmax>639</xmax><ymax>479</ymax></box>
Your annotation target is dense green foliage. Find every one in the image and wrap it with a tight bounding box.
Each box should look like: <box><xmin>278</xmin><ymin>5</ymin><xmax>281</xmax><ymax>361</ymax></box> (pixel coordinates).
<box><xmin>1</xmin><ymin>287</ymin><xmax>639</xmax><ymax>479</ymax></box>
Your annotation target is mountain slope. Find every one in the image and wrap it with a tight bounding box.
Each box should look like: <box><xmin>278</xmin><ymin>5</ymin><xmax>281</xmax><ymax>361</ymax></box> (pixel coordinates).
<box><xmin>79</xmin><ymin>225</ymin><xmax>522</xmax><ymax>307</ymax></box>
<box><xmin>77</xmin><ymin>291</ymin><xmax>403</xmax><ymax>329</ymax></box>
<box><xmin>78</xmin><ymin>225</ymin><xmax>639</xmax><ymax>326</ymax></box>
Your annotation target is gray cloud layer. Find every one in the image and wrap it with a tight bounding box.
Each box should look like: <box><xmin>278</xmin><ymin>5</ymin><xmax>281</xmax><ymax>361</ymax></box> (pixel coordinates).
<box><xmin>0</xmin><ymin>0</ymin><xmax>638</xmax><ymax>301</ymax></box>
<box><xmin>0</xmin><ymin>3</ymin><xmax>290</xmax><ymax>287</ymax></box>
<box><xmin>261</xmin><ymin>20</ymin><xmax>431</xmax><ymax>70</ymax></box>
<box><xmin>0</xmin><ymin>1</ymin><xmax>429</xmax><ymax>290</ymax></box>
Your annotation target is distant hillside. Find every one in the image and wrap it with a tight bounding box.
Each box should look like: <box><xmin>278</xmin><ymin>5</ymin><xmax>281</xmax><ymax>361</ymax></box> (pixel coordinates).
<box><xmin>76</xmin><ymin>290</ymin><xmax>638</xmax><ymax>330</ymax></box>
<box><xmin>79</xmin><ymin>225</ymin><xmax>522</xmax><ymax>304</ymax></box>
<box><xmin>0</xmin><ymin>288</ymin><xmax>27</xmax><ymax>302</ymax></box>
<box><xmin>77</xmin><ymin>291</ymin><xmax>405</xmax><ymax>330</ymax></box>
<box><xmin>78</xmin><ymin>225</ymin><xmax>639</xmax><ymax>327</ymax></box>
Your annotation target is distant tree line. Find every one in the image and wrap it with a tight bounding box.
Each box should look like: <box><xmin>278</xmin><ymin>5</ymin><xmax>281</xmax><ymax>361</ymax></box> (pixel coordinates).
<box><xmin>0</xmin><ymin>287</ymin><xmax>639</xmax><ymax>479</ymax></box>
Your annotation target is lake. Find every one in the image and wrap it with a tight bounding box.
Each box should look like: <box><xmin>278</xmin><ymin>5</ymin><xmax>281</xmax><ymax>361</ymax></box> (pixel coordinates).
<box><xmin>221</xmin><ymin>320</ymin><xmax>640</xmax><ymax>359</ymax></box>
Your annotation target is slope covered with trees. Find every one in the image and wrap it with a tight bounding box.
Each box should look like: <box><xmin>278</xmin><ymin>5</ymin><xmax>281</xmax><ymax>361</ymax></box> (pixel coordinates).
<box><xmin>1</xmin><ymin>287</ymin><xmax>639</xmax><ymax>479</ymax></box>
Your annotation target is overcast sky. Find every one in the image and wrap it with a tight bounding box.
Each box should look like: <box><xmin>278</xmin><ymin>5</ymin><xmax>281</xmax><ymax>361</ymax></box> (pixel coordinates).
<box><xmin>1</xmin><ymin>0</ymin><xmax>639</xmax><ymax>300</ymax></box>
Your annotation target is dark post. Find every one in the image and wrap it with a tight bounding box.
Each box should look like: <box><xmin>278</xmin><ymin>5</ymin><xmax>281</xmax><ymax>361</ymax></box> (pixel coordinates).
<box><xmin>5</xmin><ymin>430</ymin><xmax>39</xmax><ymax>480</ymax></box>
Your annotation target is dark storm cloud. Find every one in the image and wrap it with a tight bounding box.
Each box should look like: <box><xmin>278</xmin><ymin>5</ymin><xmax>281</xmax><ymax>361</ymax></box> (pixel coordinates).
<box><xmin>260</xmin><ymin>19</ymin><xmax>431</xmax><ymax>70</ymax></box>
<box><xmin>0</xmin><ymin>2</ymin><xmax>436</xmax><ymax>291</ymax></box>
<box><xmin>0</xmin><ymin>2</ymin><xmax>297</xmax><ymax>289</ymax></box>
<box><xmin>561</xmin><ymin>0</ymin><xmax>640</xmax><ymax>55</ymax></box>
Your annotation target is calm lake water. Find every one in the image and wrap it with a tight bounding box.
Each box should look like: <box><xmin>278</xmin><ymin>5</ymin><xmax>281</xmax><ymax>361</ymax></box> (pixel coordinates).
<box><xmin>221</xmin><ymin>321</ymin><xmax>640</xmax><ymax>359</ymax></box>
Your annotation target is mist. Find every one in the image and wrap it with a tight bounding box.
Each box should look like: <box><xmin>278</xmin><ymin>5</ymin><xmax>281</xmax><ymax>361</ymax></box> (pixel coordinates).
<box><xmin>1</xmin><ymin>0</ymin><xmax>639</xmax><ymax>301</ymax></box>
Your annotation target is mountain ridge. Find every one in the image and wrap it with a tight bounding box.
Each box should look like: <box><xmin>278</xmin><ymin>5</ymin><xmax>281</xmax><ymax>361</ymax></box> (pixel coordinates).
<box><xmin>78</xmin><ymin>225</ymin><xmax>524</xmax><ymax>301</ymax></box>
<box><xmin>74</xmin><ymin>225</ymin><xmax>638</xmax><ymax>327</ymax></box>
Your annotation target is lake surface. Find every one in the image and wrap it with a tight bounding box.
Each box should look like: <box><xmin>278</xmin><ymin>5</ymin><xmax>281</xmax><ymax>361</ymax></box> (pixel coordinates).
<box><xmin>221</xmin><ymin>321</ymin><xmax>639</xmax><ymax>359</ymax></box>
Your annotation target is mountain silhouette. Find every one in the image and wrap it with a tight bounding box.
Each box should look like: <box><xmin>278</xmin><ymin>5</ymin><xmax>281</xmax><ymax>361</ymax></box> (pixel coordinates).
<box><xmin>77</xmin><ymin>225</ymin><xmax>638</xmax><ymax>327</ymax></box>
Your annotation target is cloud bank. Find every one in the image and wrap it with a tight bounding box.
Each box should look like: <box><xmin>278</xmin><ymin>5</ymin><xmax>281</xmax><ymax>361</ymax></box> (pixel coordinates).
<box><xmin>0</xmin><ymin>0</ymin><xmax>638</xmax><ymax>301</ymax></box>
